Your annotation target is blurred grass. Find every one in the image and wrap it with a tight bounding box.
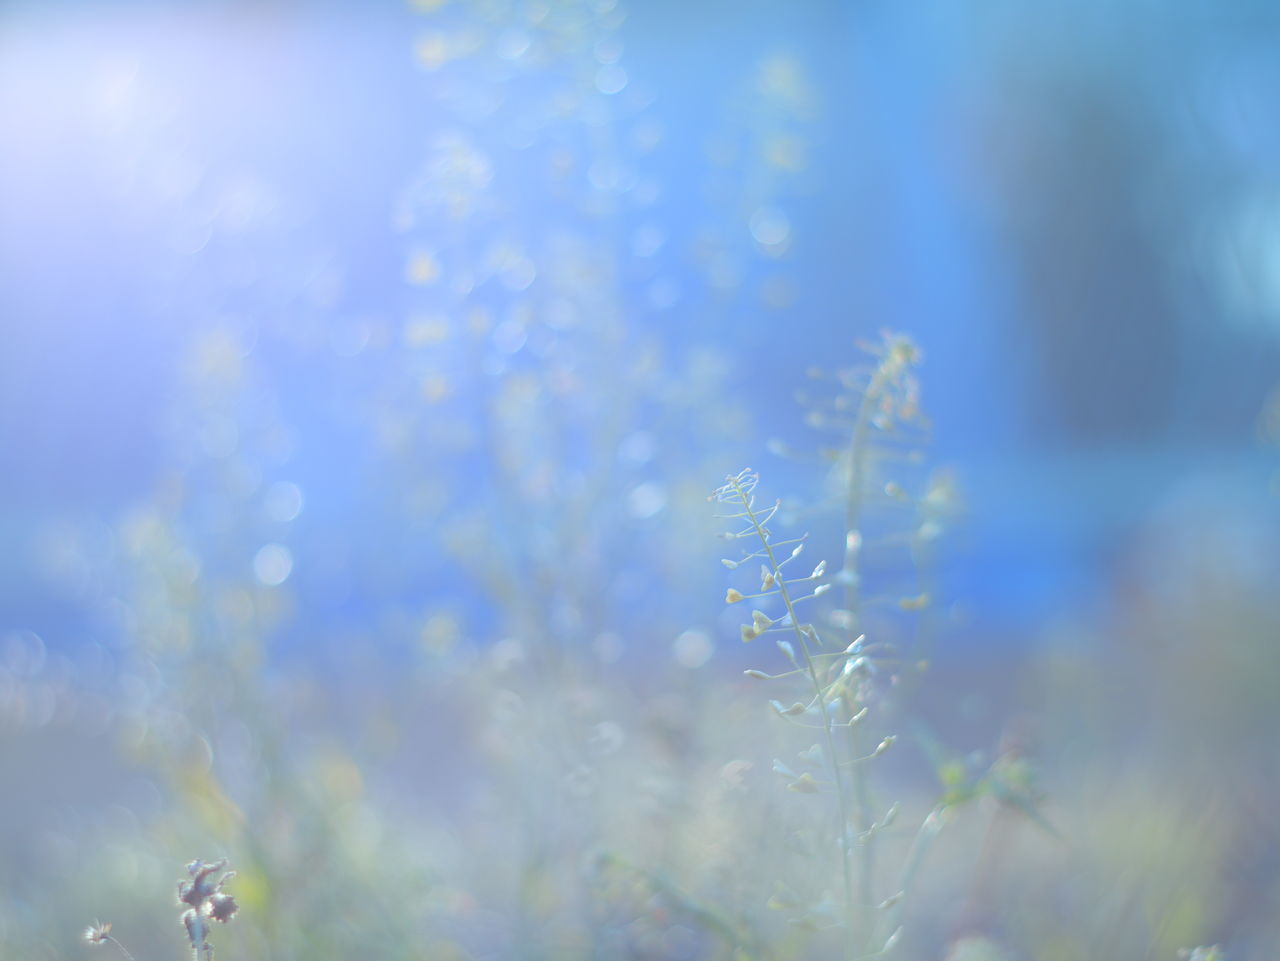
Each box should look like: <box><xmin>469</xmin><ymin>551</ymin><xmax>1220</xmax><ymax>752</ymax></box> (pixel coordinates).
<box><xmin>4</xmin><ymin>549</ymin><xmax>1278</xmax><ymax>959</ymax></box>
<box><xmin>2</xmin><ymin>2</ymin><xmax>1279</xmax><ymax>959</ymax></box>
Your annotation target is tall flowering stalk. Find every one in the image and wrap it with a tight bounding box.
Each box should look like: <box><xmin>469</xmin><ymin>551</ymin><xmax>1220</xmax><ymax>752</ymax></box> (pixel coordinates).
<box><xmin>713</xmin><ymin>468</ymin><xmax>899</xmax><ymax>960</ymax></box>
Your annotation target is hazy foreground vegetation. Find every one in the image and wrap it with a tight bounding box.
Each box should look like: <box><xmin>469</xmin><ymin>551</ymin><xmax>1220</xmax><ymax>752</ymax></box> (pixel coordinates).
<box><xmin>2</xmin><ymin>1</ymin><xmax>1278</xmax><ymax>959</ymax></box>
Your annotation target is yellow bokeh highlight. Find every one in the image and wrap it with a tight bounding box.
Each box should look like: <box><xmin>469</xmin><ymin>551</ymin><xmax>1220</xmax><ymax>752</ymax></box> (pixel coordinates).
<box><xmin>421</xmin><ymin>374</ymin><xmax>452</xmax><ymax>403</ymax></box>
<box><xmin>420</xmin><ymin>612</ymin><xmax>461</xmax><ymax>655</ymax></box>
<box><xmin>406</xmin><ymin>249</ymin><xmax>442</xmax><ymax>285</ymax></box>
<box><xmin>466</xmin><ymin>306</ymin><xmax>492</xmax><ymax>336</ymax></box>
<box><xmin>764</xmin><ymin>134</ymin><xmax>806</xmax><ymax>171</ymax></box>
<box><xmin>177</xmin><ymin>763</ymin><xmax>246</xmax><ymax>837</ymax></box>
<box><xmin>404</xmin><ymin>314</ymin><xmax>451</xmax><ymax>347</ymax></box>
<box><xmin>316</xmin><ymin>752</ymin><xmax>364</xmax><ymax>803</ymax></box>
<box><xmin>226</xmin><ymin>865</ymin><xmax>271</xmax><ymax>919</ymax></box>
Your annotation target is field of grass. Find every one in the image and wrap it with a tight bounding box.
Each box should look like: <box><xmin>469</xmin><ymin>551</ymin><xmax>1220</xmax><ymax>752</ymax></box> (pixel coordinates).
<box><xmin>3</xmin><ymin>325</ymin><xmax>1275</xmax><ymax>961</ymax></box>
<box><xmin>2</xmin><ymin>2</ymin><xmax>1279</xmax><ymax>959</ymax></box>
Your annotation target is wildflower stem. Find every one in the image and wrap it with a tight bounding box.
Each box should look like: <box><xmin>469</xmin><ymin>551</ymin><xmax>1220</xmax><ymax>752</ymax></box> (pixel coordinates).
<box><xmin>842</xmin><ymin>359</ymin><xmax>895</xmax><ymax>950</ymax></box>
<box><xmin>727</xmin><ymin>474</ymin><xmax>856</xmax><ymax>961</ymax></box>
<box><xmin>885</xmin><ymin>808</ymin><xmax>947</xmax><ymax>937</ymax></box>
<box><xmin>105</xmin><ymin>938</ymin><xmax>138</xmax><ymax>961</ymax></box>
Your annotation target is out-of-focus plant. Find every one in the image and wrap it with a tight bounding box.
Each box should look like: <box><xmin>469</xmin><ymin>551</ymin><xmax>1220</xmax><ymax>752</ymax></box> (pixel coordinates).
<box><xmin>82</xmin><ymin>330</ymin><xmax>463</xmax><ymax>961</ymax></box>
<box><xmin>394</xmin><ymin>0</ymin><xmax>746</xmax><ymax>651</ymax></box>
<box><xmin>387</xmin><ymin>4</ymin><xmax>785</xmax><ymax>954</ymax></box>
<box><xmin>392</xmin><ymin>23</ymin><xmax>709</xmax><ymax>948</ymax></box>
<box><xmin>1260</xmin><ymin>384</ymin><xmax>1280</xmax><ymax>496</ymax></box>
<box><xmin>1180</xmin><ymin>946</ymin><xmax>1226</xmax><ymax>961</ymax></box>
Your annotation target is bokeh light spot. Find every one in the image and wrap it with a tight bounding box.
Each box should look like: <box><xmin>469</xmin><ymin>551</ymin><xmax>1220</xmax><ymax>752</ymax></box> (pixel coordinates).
<box><xmin>627</xmin><ymin>482</ymin><xmax>666</xmax><ymax>518</ymax></box>
<box><xmin>404</xmin><ymin>315</ymin><xmax>451</xmax><ymax>347</ymax></box>
<box><xmin>495</xmin><ymin>30</ymin><xmax>531</xmax><ymax>61</ymax></box>
<box><xmin>406</xmin><ymin>249</ymin><xmax>441</xmax><ymax>285</ymax></box>
<box><xmin>252</xmin><ymin>544</ymin><xmax>293</xmax><ymax>587</ymax></box>
<box><xmin>749</xmin><ymin>206</ymin><xmax>791</xmax><ymax>248</ymax></box>
<box><xmin>594</xmin><ymin>64</ymin><xmax>628</xmax><ymax>95</ymax></box>
<box><xmin>264</xmin><ymin>481</ymin><xmax>304</xmax><ymax>523</ymax></box>
<box><xmin>632</xmin><ymin>224</ymin><xmax>665</xmax><ymax>258</ymax></box>
<box><xmin>673</xmin><ymin>629</ymin><xmax>713</xmax><ymax>669</ymax></box>
<box><xmin>492</xmin><ymin>318</ymin><xmax>528</xmax><ymax>354</ymax></box>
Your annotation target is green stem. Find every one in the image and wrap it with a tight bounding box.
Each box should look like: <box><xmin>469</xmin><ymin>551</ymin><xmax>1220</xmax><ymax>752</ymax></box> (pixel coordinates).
<box><xmin>842</xmin><ymin>366</ymin><xmax>891</xmax><ymax>950</ymax></box>
<box><xmin>884</xmin><ymin>807</ymin><xmax>946</xmax><ymax>939</ymax></box>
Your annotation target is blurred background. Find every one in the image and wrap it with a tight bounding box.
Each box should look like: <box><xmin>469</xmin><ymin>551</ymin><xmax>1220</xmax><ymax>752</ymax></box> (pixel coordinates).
<box><xmin>1</xmin><ymin>1</ymin><xmax>1278</xmax><ymax>959</ymax></box>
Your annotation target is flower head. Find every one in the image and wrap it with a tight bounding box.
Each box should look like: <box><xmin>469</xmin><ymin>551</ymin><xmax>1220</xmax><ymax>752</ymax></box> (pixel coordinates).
<box><xmin>208</xmin><ymin>892</ymin><xmax>239</xmax><ymax>923</ymax></box>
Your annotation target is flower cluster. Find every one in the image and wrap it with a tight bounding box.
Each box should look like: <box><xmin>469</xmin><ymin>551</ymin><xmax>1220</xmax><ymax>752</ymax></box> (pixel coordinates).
<box><xmin>85</xmin><ymin>859</ymin><xmax>241</xmax><ymax>961</ymax></box>
<box><xmin>178</xmin><ymin>859</ymin><xmax>239</xmax><ymax>960</ymax></box>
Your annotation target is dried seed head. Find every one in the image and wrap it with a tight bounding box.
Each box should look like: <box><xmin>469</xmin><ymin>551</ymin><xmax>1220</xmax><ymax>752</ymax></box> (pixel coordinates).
<box><xmin>84</xmin><ymin>921</ymin><xmax>112</xmax><ymax>946</ymax></box>
<box><xmin>208</xmin><ymin>893</ymin><xmax>239</xmax><ymax>924</ymax></box>
<box><xmin>770</xmin><ymin>700</ymin><xmax>807</xmax><ymax>717</ymax></box>
<box><xmin>179</xmin><ymin>859</ymin><xmax>228</xmax><ymax>908</ymax></box>
<box><xmin>787</xmin><ymin>772</ymin><xmax>820</xmax><ymax>793</ymax></box>
<box><xmin>177</xmin><ymin>857</ymin><xmax>239</xmax><ymax>959</ymax></box>
<box><xmin>843</xmin><ymin>634</ymin><xmax>866</xmax><ymax>654</ymax></box>
<box><xmin>798</xmin><ymin>743</ymin><xmax>824</xmax><ymax>764</ymax></box>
